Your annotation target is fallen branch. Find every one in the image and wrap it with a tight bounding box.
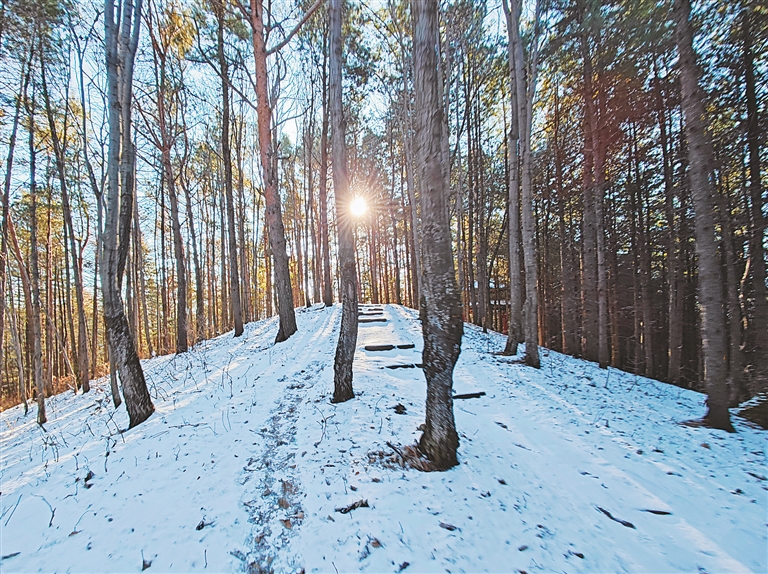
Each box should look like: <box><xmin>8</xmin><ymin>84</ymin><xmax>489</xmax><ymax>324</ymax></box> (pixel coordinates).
<box><xmin>335</xmin><ymin>499</ymin><xmax>369</xmax><ymax>514</ymax></box>
<box><xmin>596</xmin><ymin>506</ymin><xmax>636</xmax><ymax>529</ymax></box>
<box><xmin>365</xmin><ymin>344</ymin><xmax>395</xmax><ymax>351</ymax></box>
<box><xmin>453</xmin><ymin>392</ymin><xmax>486</xmax><ymax>400</ymax></box>
<box><xmin>2</xmin><ymin>495</ymin><xmax>22</xmax><ymax>526</ymax></box>
<box><xmin>386</xmin><ymin>441</ymin><xmax>405</xmax><ymax>465</ymax></box>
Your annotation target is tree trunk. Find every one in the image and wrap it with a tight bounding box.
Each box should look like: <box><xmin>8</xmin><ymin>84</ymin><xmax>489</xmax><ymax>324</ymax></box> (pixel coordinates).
<box><xmin>41</xmin><ymin>49</ymin><xmax>91</xmax><ymax>392</ymax></box>
<box><xmin>134</xmin><ymin>190</ymin><xmax>153</xmax><ymax>357</ymax></box>
<box><xmin>505</xmin><ymin>0</ymin><xmax>541</xmax><ymax>368</ymax></box>
<box><xmin>25</xmin><ymin>82</ymin><xmax>46</xmax><ymax>423</ymax></box>
<box><xmin>329</xmin><ymin>0</ymin><xmax>356</xmax><ymax>403</ymax></box>
<box><xmin>216</xmin><ymin>0</ymin><xmax>243</xmax><ymax>337</ymax></box>
<box><xmin>8</xmin><ymin>286</ymin><xmax>27</xmax><ymax>413</ymax></box>
<box><xmin>553</xmin><ymin>82</ymin><xmax>576</xmax><ymax>355</ymax></box>
<box><xmin>657</xmin><ymin>75</ymin><xmax>683</xmax><ymax>384</ymax></box>
<box><xmin>0</xmin><ymin>52</ymin><xmax>28</xmax><ymax>390</ymax></box>
<box><xmin>503</xmin><ymin>0</ymin><xmax>522</xmax><ymax>355</ymax></box>
<box><xmin>412</xmin><ymin>0</ymin><xmax>462</xmax><ymax>470</ymax></box>
<box><xmin>161</xmin><ymin>144</ymin><xmax>188</xmax><ymax>353</ymax></box>
<box><xmin>674</xmin><ymin>0</ymin><xmax>733</xmax><ymax>431</ymax></box>
<box><xmin>8</xmin><ymin>212</ymin><xmax>42</xmax><ymax>421</ymax></box>
<box><xmin>743</xmin><ymin>9</ymin><xmax>768</xmax><ymax>387</ymax></box>
<box><xmin>249</xmin><ymin>0</ymin><xmax>297</xmax><ymax>342</ymax></box>
<box><xmin>319</xmin><ymin>34</ymin><xmax>333</xmax><ymax>307</ymax></box>
<box><xmin>579</xmin><ymin>17</ymin><xmax>599</xmax><ymax>364</ymax></box>
<box><xmin>591</xmin><ymin>79</ymin><xmax>610</xmax><ymax>369</ymax></box>
<box><xmin>103</xmin><ymin>0</ymin><xmax>154</xmax><ymax>428</ymax></box>
<box><xmin>401</xmin><ymin>67</ymin><xmax>421</xmax><ymax>309</ymax></box>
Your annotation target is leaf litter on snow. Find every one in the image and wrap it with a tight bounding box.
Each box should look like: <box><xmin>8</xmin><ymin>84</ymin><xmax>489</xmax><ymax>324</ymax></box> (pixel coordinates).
<box><xmin>1</xmin><ymin>304</ymin><xmax>765</xmax><ymax>573</ymax></box>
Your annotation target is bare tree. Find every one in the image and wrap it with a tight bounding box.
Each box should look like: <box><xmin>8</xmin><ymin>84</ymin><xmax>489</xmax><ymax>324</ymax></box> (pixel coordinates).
<box><xmin>144</xmin><ymin>0</ymin><xmax>189</xmax><ymax>354</ymax></box>
<box><xmin>0</xmin><ymin>49</ymin><xmax>29</xmax><ymax>392</ymax></box>
<box><xmin>319</xmin><ymin>29</ymin><xmax>333</xmax><ymax>308</ymax></box>
<box><xmin>214</xmin><ymin>0</ymin><xmax>244</xmax><ymax>337</ymax></box>
<box><xmin>412</xmin><ymin>0</ymin><xmax>463</xmax><ymax>470</ymax></box>
<box><xmin>24</xmin><ymin>72</ymin><xmax>46</xmax><ymax>424</ymax></box>
<box><xmin>40</xmin><ymin>42</ymin><xmax>91</xmax><ymax>390</ymax></box>
<box><xmin>102</xmin><ymin>0</ymin><xmax>154</xmax><ymax>427</ymax></box>
<box><xmin>329</xmin><ymin>0</ymin><xmax>356</xmax><ymax>403</ymax></box>
<box><xmin>247</xmin><ymin>0</ymin><xmax>296</xmax><ymax>342</ymax></box>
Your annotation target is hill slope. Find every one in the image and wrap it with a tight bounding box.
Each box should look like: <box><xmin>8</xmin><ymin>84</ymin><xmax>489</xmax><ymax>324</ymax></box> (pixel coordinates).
<box><xmin>1</xmin><ymin>304</ymin><xmax>765</xmax><ymax>572</ymax></box>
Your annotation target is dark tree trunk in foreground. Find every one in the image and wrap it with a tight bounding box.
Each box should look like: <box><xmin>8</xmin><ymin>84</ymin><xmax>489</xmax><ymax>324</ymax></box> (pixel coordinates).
<box><xmin>674</xmin><ymin>0</ymin><xmax>733</xmax><ymax>431</ymax></box>
<box><xmin>103</xmin><ymin>0</ymin><xmax>154</xmax><ymax>427</ymax></box>
<box><xmin>249</xmin><ymin>0</ymin><xmax>297</xmax><ymax>343</ymax></box>
<box><xmin>330</xmin><ymin>0</ymin><xmax>356</xmax><ymax>403</ymax></box>
<box><xmin>412</xmin><ymin>0</ymin><xmax>462</xmax><ymax>470</ymax></box>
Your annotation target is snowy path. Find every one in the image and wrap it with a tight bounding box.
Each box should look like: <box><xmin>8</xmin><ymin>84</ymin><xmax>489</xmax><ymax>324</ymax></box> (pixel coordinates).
<box><xmin>1</xmin><ymin>304</ymin><xmax>765</xmax><ymax>573</ymax></box>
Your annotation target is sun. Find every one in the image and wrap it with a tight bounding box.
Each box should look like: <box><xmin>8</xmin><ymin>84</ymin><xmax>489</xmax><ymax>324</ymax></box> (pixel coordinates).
<box><xmin>350</xmin><ymin>196</ymin><xmax>368</xmax><ymax>218</ymax></box>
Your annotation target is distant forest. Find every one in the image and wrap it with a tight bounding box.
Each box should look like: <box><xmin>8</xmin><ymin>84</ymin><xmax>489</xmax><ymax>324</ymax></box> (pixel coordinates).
<box><xmin>0</xmin><ymin>0</ymin><xmax>765</xmax><ymax>430</ymax></box>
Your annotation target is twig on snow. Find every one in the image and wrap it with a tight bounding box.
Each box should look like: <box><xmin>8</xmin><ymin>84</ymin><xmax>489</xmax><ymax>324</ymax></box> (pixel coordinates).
<box><xmin>2</xmin><ymin>495</ymin><xmax>22</xmax><ymax>526</ymax></box>
<box><xmin>31</xmin><ymin>495</ymin><xmax>55</xmax><ymax>527</ymax></box>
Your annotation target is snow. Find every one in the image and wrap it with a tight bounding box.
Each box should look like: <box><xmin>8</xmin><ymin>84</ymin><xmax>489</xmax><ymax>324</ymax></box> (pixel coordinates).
<box><xmin>1</xmin><ymin>304</ymin><xmax>765</xmax><ymax>573</ymax></box>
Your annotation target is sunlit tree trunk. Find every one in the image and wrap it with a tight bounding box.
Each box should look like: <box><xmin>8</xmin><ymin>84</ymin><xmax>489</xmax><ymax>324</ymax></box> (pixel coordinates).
<box><xmin>249</xmin><ymin>0</ymin><xmax>297</xmax><ymax>342</ymax></box>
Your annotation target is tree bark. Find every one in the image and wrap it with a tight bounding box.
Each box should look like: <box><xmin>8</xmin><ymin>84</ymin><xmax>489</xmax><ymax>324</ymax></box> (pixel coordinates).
<box><xmin>103</xmin><ymin>0</ymin><xmax>154</xmax><ymax>428</ymax></box>
<box><xmin>329</xmin><ymin>0</ymin><xmax>356</xmax><ymax>403</ymax></box>
<box><xmin>249</xmin><ymin>0</ymin><xmax>297</xmax><ymax>342</ymax></box>
<box><xmin>502</xmin><ymin>0</ymin><xmax>522</xmax><ymax>355</ymax></box>
<box><xmin>743</xmin><ymin>9</ymin><xmax>768</xmax><ymax>387</ymax></box>
<box><xmin>579</xmin><ymin>13</ymin><xmax>599</xmax><ymax>364</ymax></box>
<box><xmin>215</xmin><ymin>0</ymin><xmax>244</xmax><ymax>337</ymax></box>
<box><xmin>412</xmin><ymin>0</ymin><xmax>462</xmax><ymax>470</ymax></box>
<box><xmin>505</xmin><ymin>0</ymin><xmax>541</xmax><ymax>367</ymax></box>
<box><xmin>673</xmin><ymin>0</ymin><xmax>733</xmax><ymax>431</ymax></box>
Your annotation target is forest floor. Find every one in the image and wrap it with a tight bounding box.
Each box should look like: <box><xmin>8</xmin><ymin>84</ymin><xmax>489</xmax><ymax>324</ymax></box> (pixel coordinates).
<box><xmin>1</xmin><ymin>304</ymin><xmax>765</xmax><ymax>573</ymax></box>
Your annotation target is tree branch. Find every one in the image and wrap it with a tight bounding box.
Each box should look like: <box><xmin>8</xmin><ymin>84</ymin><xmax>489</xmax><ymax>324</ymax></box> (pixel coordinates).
<box><xmin>266</xmin><ymin>0</ymin><xmax>324</xmax><ymax>56</ymax></box>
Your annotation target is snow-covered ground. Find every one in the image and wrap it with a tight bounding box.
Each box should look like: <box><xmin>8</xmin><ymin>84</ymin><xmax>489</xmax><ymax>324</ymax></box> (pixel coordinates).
<box><xmin>1</xmin><ymin>304</ymin><xmax>765</xmax><ymax>573</ymax></box>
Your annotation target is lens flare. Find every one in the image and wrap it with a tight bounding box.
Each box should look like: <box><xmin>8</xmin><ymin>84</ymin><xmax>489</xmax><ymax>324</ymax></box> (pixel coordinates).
<box><xmin>350</xmin><ymin>196</ymin><xmax>367</xmax><ymax>218</ymax></box>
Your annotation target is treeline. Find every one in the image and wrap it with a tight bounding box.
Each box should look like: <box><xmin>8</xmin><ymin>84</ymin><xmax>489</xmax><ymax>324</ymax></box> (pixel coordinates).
<box><xmin>0</xmin><ymin>0</ymin><xmax>765</xmax><ymax>430</ymax></box>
